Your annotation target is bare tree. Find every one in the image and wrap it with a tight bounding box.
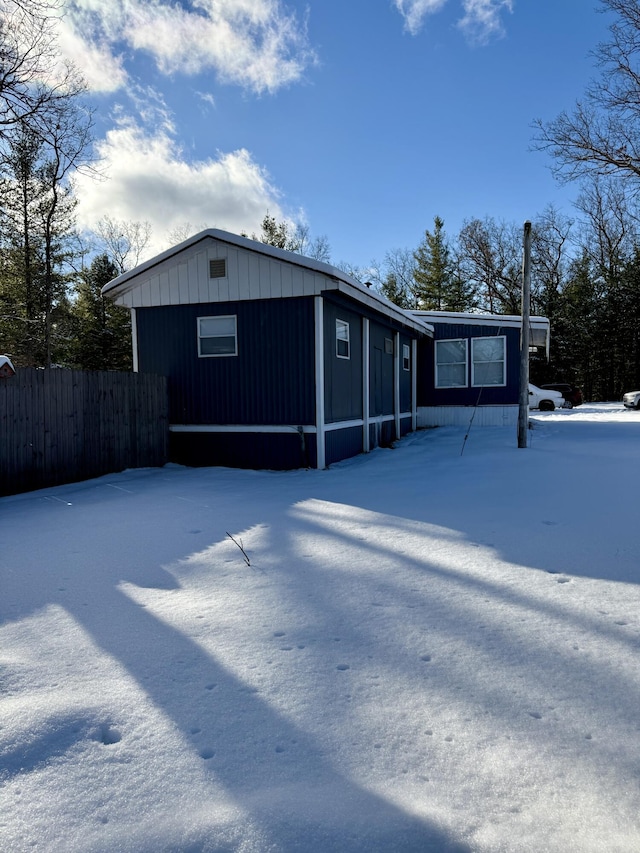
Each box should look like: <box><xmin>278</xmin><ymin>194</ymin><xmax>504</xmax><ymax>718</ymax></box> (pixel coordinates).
<box><xmin>530</xmin><ymin>206</ymin><xmax>574</xmax><ymax>316</ymax></box>
<box><xmin>96</xmin><ymin>216</ymin><xmax>153</xmax><ymax>273</ymax></box>
<box><xmin>368</xmin><ymin>247</ymin><xmax>418</xmax><ymax>308</ymax></box>
<box><xmin>533</xmin><ymin>0</ymin><xmax>640</xmax><ymax>187</ymax></box>
<box><xmin>38</xmin><ymin>90</ymin><xmax>93</xmax><ymax>365</ymax></box>
<box><xmin>0</xmin><ymin>0</ymin><xmax>82</xmax><ymax>139</ymax></box>
<box><xmin>457</xmin><ymin>217</ymin><xmax>522</xmax><ymax>313</ymax></box>
<box><xmin>574</xmin><ymin>177</ymin><xmax>638</xmax><ymax>280</ymax></box>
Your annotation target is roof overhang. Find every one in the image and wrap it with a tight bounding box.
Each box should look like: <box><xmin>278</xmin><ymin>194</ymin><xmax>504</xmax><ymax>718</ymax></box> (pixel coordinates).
<box><xmin>103</xmin><ymin>228</ymin><xmax>433</xmax><ymax>337</ymax></box>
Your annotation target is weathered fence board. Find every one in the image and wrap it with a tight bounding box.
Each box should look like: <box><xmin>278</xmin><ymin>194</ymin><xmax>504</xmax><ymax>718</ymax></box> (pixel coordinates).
<box><xmin>0</xmin><ymin>369</ymin><xmax>168</xmax><ymax>497</ymax></box>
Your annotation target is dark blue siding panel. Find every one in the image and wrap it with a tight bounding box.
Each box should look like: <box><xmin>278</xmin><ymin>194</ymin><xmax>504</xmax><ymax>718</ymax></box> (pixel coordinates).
<box><xmin>325</xmin><ymin>426</ymin><xmax>363</xmax><ymax>465</ymax></box>
<box><xmin>417</xmin><ymin>323</ymin><xmax>520</xmax><ymax>406</ymax></box>
<box><xmin>399</xmin><ymin>333</ymin><xmax>412</xmax><ymax>411</ymax></box>
<box><xmin>369</xmin><ymin>420</ymin><xmax>395</xmax><ymax>449</ymax></box>
<box><xmin>170</xmin><ymin>430</ymin><xmax>312</xmax><ymax>470</ymax></box>
<box><xmin>400</xmin><ymin>416</ymin><xmax>412</xmax><ymax>437</ymax></box>
<box><xmin>323</xmin><ymin>302</ymin><xmax>363</xmax><ymax>423</ymax></box>
<box><xmin>137</xmin><ymin>298</ymin><xmax>316</xmax><ymax>425</ymax></box>
<box><xmin>369</xmin><ymin>322</ymin><xmax>394</xmax><ymax>416</ymax></box>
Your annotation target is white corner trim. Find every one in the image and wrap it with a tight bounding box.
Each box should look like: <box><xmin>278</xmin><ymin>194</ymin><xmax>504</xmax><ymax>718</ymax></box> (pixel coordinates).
<box><xmin>362</xmin><ymin>318</ymin><xmax>370</xmax><ymax>452</ymax></box>
<box><xmin>314</xmin><ymin>296</ymin><xmax>326</xmax><ymax>469</ymax></box>
<box><xmin>131</xmin><ymin>308</ymin><xmax>138</xmax><ymax>372</ymax></box>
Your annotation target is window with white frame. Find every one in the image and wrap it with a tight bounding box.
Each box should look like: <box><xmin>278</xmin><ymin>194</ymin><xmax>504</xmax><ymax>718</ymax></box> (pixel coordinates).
<box><xmin>198</xmin><ymin>315</ymin><xmax>237</xmax><ymax>357</ymax></box>
<box><xmin>402</xmin><ymin>343</ymin><xmax>410</xmax><ymax>371</ymax></box>
<box><xmin>471</xmin><ymin>336</ymin><xmax>506</xmax><ymax>386</ymax></box>
<box><xmin>435</xmin><ymin>338</ymin><xmax>468</xmax><ymax>388</ymax></box>
<box><xmin>336</xmin><ymin>319</ymin><xmax>350</xmax><ymax>358</ymax></box>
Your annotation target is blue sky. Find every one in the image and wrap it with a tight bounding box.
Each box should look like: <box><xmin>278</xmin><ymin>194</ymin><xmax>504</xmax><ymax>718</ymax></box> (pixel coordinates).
<box><xmin>60</xmin><ymin>0</ymin><xmax>611</xmax><ymax>270</ymax></box>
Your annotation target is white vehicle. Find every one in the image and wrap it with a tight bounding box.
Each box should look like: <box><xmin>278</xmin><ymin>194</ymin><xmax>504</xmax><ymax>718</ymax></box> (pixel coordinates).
<box><xmin>528</xmin><ymin>383</ymin><xmax>565</xmax><ymax>411</ymax></box>
<box><xmin>622</xmin><ymin>390</ymin><xmax>640</xmax><ymax>410</ymax></box>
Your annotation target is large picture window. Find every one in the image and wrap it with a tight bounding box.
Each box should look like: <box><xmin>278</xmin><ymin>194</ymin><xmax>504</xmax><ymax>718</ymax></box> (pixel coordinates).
<box><xmin>198</xmin><ymin>315</ymin><xmax>237</xmax><ymax>357</ymax></box>
<box><xmin>435</xmin><ymin>339</ymin><xmax>467</xmax><ymax>388</ymax></box>
<box><xmin>471</xmin><ymin>336</ymin><xmax>506</xmax><ymax>386</ymax></box>
<box><xmin>336</xmin><ymin>319</ymin><xmax>350</xmax><ymax>359</ymax></box>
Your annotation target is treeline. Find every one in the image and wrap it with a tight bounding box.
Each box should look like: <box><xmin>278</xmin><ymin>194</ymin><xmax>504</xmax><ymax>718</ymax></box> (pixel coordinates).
<box><xmin>365</xmin><ymin>188</ymin><xmax>640</xmax><ymax>401</ymax></box>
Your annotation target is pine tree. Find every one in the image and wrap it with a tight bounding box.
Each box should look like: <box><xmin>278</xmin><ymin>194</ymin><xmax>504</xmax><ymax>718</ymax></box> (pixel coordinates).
<box><xmin>70</xmin><ymin>254</ymin><xmax>132</xmax><ymax>371</ymax></box>
<box><xmin>413</xmin><ymin>216</ymin><xmax>452</xmax><ymax>310</ymax></box>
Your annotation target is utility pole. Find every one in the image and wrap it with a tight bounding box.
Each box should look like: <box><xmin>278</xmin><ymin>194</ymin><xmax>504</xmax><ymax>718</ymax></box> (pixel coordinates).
<box><xmin>518</xmin><ymin>221</ymin><xmax>532</xmax><ymax>448</ymax></box>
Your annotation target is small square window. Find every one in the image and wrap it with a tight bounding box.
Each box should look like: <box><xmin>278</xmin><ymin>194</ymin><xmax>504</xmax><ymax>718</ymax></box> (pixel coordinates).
<box><xmin>402</xmin><ymin>343</ymin><xmax>410</xmax><ymax>371</ymax></box>
<box><xmin>384</xmin><ymin>337</ymin><xmax>394</xmax><ymax>355</ymax></box>
<box><xmin>198</xmin><ymin>315</ymin><xmax>237</xmax><ymax>357</ymax></box>
<box><xmin>336</xmin><ymin>319</ymin><xmax>350</xmax><ymax>359</ymax></box>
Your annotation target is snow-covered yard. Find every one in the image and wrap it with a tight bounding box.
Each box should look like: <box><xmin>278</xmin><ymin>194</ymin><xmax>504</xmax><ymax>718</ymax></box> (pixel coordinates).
<box><xmin>1</xmin><ymin>404</ymin><xmax>640</xmax><ymax>853</ymax></box>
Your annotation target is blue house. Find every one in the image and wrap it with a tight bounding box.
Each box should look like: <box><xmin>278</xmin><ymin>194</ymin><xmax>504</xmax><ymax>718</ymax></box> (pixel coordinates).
<box><xmin>413</xmin><ymin>311</ymin><xmax>550</xmax><ymax>427</ymax></box>
<box><xmin>102</xmin><ymin>229</ymin><xmax>432</xmax><ymax>470</ymax></box>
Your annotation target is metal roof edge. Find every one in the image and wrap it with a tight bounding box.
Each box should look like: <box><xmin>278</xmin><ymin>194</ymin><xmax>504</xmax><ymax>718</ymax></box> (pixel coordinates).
<box><xmin>411</xmin><ymin>310</ymin><xmax>549</xmax><ymax>328</ymax></box>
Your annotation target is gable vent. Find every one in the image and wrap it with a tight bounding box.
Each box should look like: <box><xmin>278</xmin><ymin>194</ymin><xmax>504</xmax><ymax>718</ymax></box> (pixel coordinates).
<box><xmin>209</xmin><ymin>258</ymin><xmax>227</xmax><ymax>279</ymax></box>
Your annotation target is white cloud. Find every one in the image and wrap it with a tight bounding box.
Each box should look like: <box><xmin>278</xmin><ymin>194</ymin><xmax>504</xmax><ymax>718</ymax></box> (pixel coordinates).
<box><xmin>73</xmin><ymin>120</ymin><xmax>287</xmax><ymax>258</ymax></box>
<box><xmin>56</xmin><ymin>22</ymin><xmax>128</xmax><ymax>93</ymax></box>
<box><xmin>458</xmin><ymin>0</ymin><xmax>513</xmax><ymax>43</ymax></box>
<box><xmin>394</xmin><ymin>0</ymin><xmax>449</xmax><ymax>36</ymax></box>
<box><xmin>394</xmin><ymin>0</ymin><xmax>512</xmax><ymax>41</ymax></box>
<box><xmin>61</xmin><ymin>0</ymin><xmax>314</xmax><ymax>94</ymax></box>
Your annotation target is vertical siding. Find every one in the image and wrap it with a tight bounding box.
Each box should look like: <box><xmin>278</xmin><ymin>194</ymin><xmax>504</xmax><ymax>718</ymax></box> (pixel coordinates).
<box><xmin>417</xmin><ymin>324</ymin><xmax>521</xmax><ymax>407</ymax></box>
<box><xmin>322</xmin><ymin>301</ymin><xmax>363</xmax><ymax>423</ymax></box>
<box><xmin>325</xmin><ymin>426</ymin><xmax>363</xmax><ymax>465</ymax></box>
<box><xmin>369</xmin><ymin>321</ymin><xmax>395</xmax><ymax>416</ymax></box>
<box><xmin>136</xmin><ymin>297</ymin><xmax>316</xmax><ymax>425</ymax></box>
<box><xmin>169</xmin><ymin>431</ymin><xmax>310</xmax><ymax>470</ymax></box>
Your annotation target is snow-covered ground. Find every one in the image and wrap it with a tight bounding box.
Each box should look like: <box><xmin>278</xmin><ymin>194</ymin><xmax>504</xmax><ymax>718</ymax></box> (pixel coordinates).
<box><xmin>1</xmin><ymin>403</ymin><xmax>640</xmax><ymax>853</ymax></box>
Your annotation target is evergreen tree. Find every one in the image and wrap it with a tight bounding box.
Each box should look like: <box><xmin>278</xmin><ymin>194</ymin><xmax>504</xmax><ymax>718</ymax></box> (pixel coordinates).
<box><xmin>413</xmin><ymin>216</ymin><xmax>452</xmax><ymax>310</ymax></box>
<box><xmin>70</xmin><ymin>254</ymin><xmax>132</xmax><ymax>371</ymax></box>
<box><xmin>379</xmin><ymin>272</ymin><xmax>413</xmax><ymax>309</ymax></box>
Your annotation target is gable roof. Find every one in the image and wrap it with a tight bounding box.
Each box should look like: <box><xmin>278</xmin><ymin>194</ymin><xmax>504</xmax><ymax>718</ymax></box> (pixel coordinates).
<box><xmin>0</xmin><ymin>355</ymin><xmax>15</xmax><ymax>373</ymax></box>
<box><xmin>102</xmin><ymin>228</ymin><xmax>433</xmax><ymax>337</ymax></box>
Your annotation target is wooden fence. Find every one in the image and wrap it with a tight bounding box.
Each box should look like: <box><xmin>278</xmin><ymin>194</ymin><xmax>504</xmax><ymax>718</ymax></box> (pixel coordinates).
<box><xmin>0</xmin><ymin>368</ymin><xmax>168</xmax><ymax>497</ymax></box>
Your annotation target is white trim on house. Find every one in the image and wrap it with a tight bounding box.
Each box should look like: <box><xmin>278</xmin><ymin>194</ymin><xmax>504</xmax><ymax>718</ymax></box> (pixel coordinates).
<box><xmin>411</xmin><ymin>339</ymin><xmax>417</xmax><ymax>432</ymax></box>
<box><xmin>169</xmin><ymin>415</ymin><xmax>413</xmax><ymax>436</ymax></box>
<box><xmin>170</xmin><ymin>424</ymin><xmax>317</xmax><ymax>434</ymax></box>
<box><xmin>362</xmin><ymin>318</ymin><xmax>370</xmax><ymax>453</ymax></box>
<box><xmin>131</xmin><ymin>309</ymin><xmax>138</xmax><ymax>372</ymax></box>
<box><xmin>394</xmin><ymin>331</ymin><xmax>400</xmax><ymax>441</ymax></box>
<box><xmin>314</xmin><ymin>296</ymin><xmax>326</xmax><ymax>470</ymax></box>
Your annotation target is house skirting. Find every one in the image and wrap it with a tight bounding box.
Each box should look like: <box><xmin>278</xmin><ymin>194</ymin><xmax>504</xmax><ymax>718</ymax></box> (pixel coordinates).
<box><xmin>169</xmin><ymin>414</ymin><xmax>413</xmax><ymax>470</ymax></box>
<box><xmin>417</xmin><ymin>405</ymin><xmax>518</xmax><ymax>428</ymax></box>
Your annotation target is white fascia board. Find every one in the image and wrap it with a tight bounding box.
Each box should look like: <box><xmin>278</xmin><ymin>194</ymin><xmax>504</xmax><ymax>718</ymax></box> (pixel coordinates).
<box><xmin>413</xmin><ymin>310</ymin><xmax>549</xmax><ymax>331</ymax></box>
<box><xmin>331</xmin><ymin>280</ymin><xmax>434</xmax><ymax>336</ymax></box>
